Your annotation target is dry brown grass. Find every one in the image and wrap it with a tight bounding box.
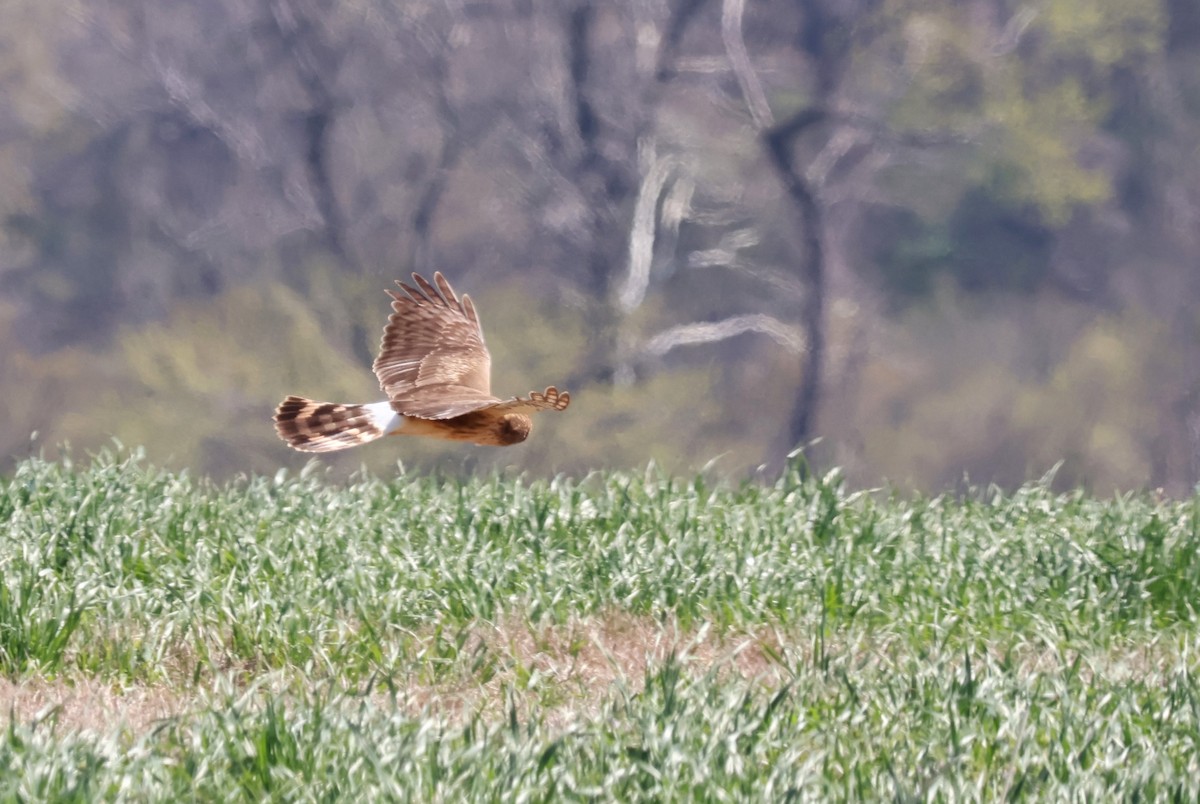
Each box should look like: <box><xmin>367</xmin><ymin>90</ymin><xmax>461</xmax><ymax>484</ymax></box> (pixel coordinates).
<box><xmin>0</xmin><ymin>614</ymin><xmax>789</xmax><ymax>737</ymax></box>
<box><xmin>387</xmin><ymin>612</ymin><xmax>790</xmax><ymax>728</ymax></box>
<box><xmin>6</xmin><ymin>614</ymin><xmax>1178</xmax><ymax>740</ymax></box>
<box><xmin>0</xmin><ymin>677</ymin><xmax>199</xmax><ymax>736</ymax></box>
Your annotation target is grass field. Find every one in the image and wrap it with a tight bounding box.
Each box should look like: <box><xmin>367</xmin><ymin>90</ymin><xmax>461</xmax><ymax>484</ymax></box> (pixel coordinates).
<box><xmin>1</xmin><ymin>450</ymin><xmax>1198</xmax><ymax>800</ymax></box>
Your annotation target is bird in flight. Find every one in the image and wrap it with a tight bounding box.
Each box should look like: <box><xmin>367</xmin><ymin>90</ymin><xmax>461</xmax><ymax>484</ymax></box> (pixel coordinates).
<box><xmin>274</xmin><ymin>272</ymin><xmax>570</xmax><ymax>452</ymax></box>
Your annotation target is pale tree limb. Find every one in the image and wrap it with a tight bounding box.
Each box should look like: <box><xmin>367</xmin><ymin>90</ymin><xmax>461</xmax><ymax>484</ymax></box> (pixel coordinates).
<box><xmin>661</xmin><ymin>171</ymin><xmax>694</xmax><ymax>237</ymax></box>
<box><xmin>720</xmin><ymin>0</ymin><xmax>772</xmax><ymax>129</ymax></box>
<box><xmin>991</xmin><ymin>7</ymin><xmax>1038</xmax><ymax>56</ymax></box>
<box><xmin>806</xmin><ymin>127</ymin><xmax>869</xmax><ymax>189</ymax></box>
<box><xmin>688</xmin><ymin>251</ymin><xmax>808</xmax><ymax>302</ymax></box>
<box><xmin>643</xmin><ymin>314</ymin><xmax>805</xmax><ymax>358</ymax></box>
<box><xmin>617</xmin><ymin>139</ymin><xmax>677</xmax><ymax>314</ymax></box>
<box><xmin>614</xmin><ymin>139</ymin><xmax>679</xmax><ymax>385</ymax></box>
<box><xmin>548</xmin><ymin>0</ymin><xmax>712</xmax><ymax>386</ymax></box>
<box><xmin>148</xmin><ymin>56</ymin><xmax>271</xmax><ymax>169</ymax></box>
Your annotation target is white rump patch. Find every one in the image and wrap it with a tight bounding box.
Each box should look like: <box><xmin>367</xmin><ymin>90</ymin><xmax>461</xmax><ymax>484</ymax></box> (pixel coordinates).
<box><xmin>364</xmin><ymin>401</ymin><xmax>404</xmax><ymax>435</ymax></box>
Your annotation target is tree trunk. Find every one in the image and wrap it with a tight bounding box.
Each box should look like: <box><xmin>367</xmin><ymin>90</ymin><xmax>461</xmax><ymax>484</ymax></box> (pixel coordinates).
<box><xmin>765</xmin><ymin>113</ymin><xmax>827</xmax><ymax>452</ymax></box>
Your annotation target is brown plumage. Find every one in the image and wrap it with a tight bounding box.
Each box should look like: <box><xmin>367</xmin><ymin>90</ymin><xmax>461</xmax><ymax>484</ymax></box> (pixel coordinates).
<box><xmin>273</xmin><ymin>397</ymin><xmax>385</xmax><ymax>453</ymax></box>
<box><xmin>273</xmin><ymin>272</ymin><xmax>570</xmax><ymax>452</ymax></box>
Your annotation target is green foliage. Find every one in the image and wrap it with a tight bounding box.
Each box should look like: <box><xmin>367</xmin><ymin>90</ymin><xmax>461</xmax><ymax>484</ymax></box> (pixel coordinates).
<box><xmin>843</xmin><ymin>301</ymin><xmax>1180</xmax><ymax>493</ymax></box>
<box><xmin>0</xmin><ymin>283</ymin><xmax>380</xmax><ymax>477</ymax></box>
<box><xmin>1</xmin><ymin>450</ymin><xmax>1197</xmax><ymax>672</ymax></box>
<box><xmin>885</xmin><ymin>0</ymin><xmax>1166</xmax><ymax>228</ymax></box>
<box><xmin>981</xmin><ymin>74</ymin><xmax>1113</xmax><ymax>224</ymax></box>
<box><xmin>869</xmin><ymin>190</ymin><xmax>1053</xmax><ymax>300</ymax></box>
<box><xmin>0</xmin><ymin>453</ymin><xmax>1199</xmax><ymax>796</ymax></box>
<box><xmin>1040</xmin><ymin>0</ymin><xmax>1165</xmax><ymax>68</ymax></box>
<box><xmin>7</xmin><ymin>650</ymin><xmax>1200</xmax><ymax>800</ymax></box>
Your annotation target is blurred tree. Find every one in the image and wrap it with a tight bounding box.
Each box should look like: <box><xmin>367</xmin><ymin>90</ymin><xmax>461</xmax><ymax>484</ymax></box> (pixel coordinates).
<box><xmin>2</xmin><ymin>0</ymin><xmax>1200</xmax><ymax>492</ymax></box>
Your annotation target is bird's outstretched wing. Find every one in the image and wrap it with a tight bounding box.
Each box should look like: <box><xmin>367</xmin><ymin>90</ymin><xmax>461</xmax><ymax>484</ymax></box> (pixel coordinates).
<box><xmin>374</xmin><ymin>272</ymin><xmax>499</xmax><ymax>419</ymax></box>
<box><xmin>388</xmin><ymin>385</ymin><xmax>502</xmax><ymax>420</ymax></box>
<box><xmin>482</xmin><ymin>386</ymin><xmax>571</xmax><ymax>416</ymax></box>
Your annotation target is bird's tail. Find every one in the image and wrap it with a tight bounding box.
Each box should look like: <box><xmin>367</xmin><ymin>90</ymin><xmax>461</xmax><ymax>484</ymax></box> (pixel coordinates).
<box><xmin>273</xmin><ymin>397</ymin><xmax>392</xmax><ymax>453</ymax></box>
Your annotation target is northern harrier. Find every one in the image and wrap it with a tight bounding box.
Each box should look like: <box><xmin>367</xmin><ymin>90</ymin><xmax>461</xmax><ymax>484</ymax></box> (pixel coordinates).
<box><xmin>274</xmin><ymin>272</ymin><xmax>570</xmax><ymax>452</ymax></box>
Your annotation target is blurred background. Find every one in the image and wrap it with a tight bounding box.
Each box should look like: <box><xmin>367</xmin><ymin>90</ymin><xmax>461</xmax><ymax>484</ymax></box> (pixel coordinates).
<box><xmin>2</xmin><ymin>0</ymin><xmax>1198</xmax><ymax>493</ymax></box>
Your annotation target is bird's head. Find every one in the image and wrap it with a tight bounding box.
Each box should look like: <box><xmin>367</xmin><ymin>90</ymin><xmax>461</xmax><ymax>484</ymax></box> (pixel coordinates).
<box><xmin>494</xmin><ymin>413</ymin><xmax>532</xmax><ymax>445</ymax></box>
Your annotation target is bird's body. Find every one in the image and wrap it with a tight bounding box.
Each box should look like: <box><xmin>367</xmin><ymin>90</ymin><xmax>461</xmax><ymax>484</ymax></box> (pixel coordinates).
<box><xmin>274</xmin><ymin>272</ymin><xmax>569</xmax><ymax>452</ymax></box>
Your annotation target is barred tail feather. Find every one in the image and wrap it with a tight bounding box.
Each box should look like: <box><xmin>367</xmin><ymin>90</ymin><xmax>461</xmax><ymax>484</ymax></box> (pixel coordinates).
<box><xmin>273</xmin><ymin>396</ymin><xmax>394</xmax><ymax>453</ymax></box>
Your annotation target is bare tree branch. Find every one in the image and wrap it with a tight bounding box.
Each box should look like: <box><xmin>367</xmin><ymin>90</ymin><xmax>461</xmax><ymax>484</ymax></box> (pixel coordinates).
<box><xmin>643</xmin><ymin>314</ymin><xmax>805</xmax><ymax>357</ymax></box>
<box><xmin>656</xmin><ymin>0</ymin><xmax>709</xmax><ymax>82</ymax></box>
<box><xmin>722</xmin><ymin>0</ymin><xmax>827</xmax><ymax>455</ymax></box>
<box><xmin>617</xmin><ymin>142</ymin><xmax>677</xmax><ymax>313</ymax></box>
<box><xmin>720</xmin><ymin>0</ymin><xmax>772</xmax><ymax>129</ymax></box>
<box><xmin>807</xmin><ymin>127</ymin><xmax>868</xmax><ymax>188</ymax></box>
<box><xmin>149</xmin><ymin>56</ymin><xmax>271</xmax><ymax>168</ymax></box>
<box><xmin>831</xmin><ymin>107</ymin><xmax>981</xmax><ymax>147</ymax></box>
<box><xmin>544</xmin><ymin>0</ymin><xmax>712</xmax><ymax>385</ymax></box>
<box><xmin>991</xmin><ymin>7</ymin><xmax>1038</xmax><ymax>56</ymax></box>
<box><xmin>267</xmin><ymin>0</ymin><xmax>356</xmax><ymax>271</ymax></box>
<box><xmin>764</xmin><ymin>109</ymin><xmax>827</xmax><ymax>450</ymax></box>
<box><xmin>688</xmin><ymin>240</ymin><xmax>808</xmax><ymax>301</ymax></box>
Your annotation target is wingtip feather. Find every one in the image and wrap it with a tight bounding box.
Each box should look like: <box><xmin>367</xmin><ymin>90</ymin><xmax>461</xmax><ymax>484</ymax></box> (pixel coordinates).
<box><xmin>413</xmin><ymin>273</ymin><xmax>442</xmax><ymax>303</ymax></box>
<box><xmin>434</xmin><ymin>272</ymin><xmax>459</xmax><ymax>306</ymax></box>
